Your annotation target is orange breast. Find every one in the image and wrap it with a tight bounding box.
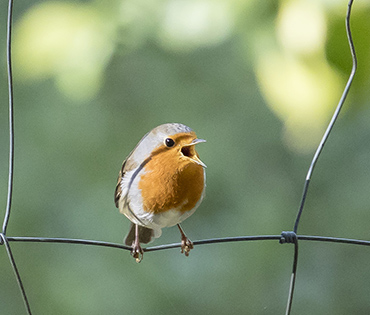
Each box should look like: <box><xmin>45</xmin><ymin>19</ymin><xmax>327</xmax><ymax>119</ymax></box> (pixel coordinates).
<box><xmin>138</xmin><ymin>149</ymin><xmax>204</xmax><ymax>214</ymax></box>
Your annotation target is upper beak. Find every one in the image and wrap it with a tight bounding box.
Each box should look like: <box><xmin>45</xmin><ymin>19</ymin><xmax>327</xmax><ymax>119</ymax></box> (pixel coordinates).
<box><xmin>183</xmin><ymin>138</ymin><xmax>207</xmax><ymax>146</ymax></box>
<box><xmin>182</xmin><ymin>138</ymin><xmax>207</xmax><ymax>168</ymax></box>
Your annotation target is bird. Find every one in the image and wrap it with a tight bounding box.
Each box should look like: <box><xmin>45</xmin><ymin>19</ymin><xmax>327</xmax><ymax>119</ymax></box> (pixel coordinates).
<box><xmin>114</xmin><ymin>123</ymin><xmax>206</xmax><ymax>262</ymax></box>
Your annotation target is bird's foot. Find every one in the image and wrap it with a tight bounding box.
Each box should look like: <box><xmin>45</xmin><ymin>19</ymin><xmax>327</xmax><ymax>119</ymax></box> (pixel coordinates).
<box><xmin>131</xmin><ymin>243</ymin><xmax>143</xmax><ymax>263</ymax></box>
<box><xmin>180</xmin><ymin>236</ymin><xmax>193</xmax><ymax>257</ymax></box>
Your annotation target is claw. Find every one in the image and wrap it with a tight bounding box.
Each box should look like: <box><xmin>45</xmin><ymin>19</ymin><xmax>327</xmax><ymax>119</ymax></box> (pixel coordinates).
<box><xmin>131</xmin><ymin>243</ymin><xmax>143</xmax><ymax>263</ymax></box>
<box><xmin>181</xmin><ymin>237</ymin><xmax>193</xmax><ymax>256</ymax></box>
<box><xmin>177</xmin><ymin>224</ymin><xmax>194</xmax><ymax>257</ymax></box>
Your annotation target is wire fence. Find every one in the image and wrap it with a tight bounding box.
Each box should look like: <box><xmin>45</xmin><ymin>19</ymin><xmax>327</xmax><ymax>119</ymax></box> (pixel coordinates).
<box><xmin>0</xmin><ymin>0</ymin><xmax>364</xmax><ymax>314</ymax></box>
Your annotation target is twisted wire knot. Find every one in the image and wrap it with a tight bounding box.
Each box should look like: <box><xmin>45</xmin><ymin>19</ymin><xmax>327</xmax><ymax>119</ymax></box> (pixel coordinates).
<box><xmin>0</xmin><ymin>233</ymin><xmax>5</xmax><ymax>245</ymax></box>
<box><xmin>280</xmin><ymin>231</ymin><xmax>297</xmax><ymax>244</ymax></box>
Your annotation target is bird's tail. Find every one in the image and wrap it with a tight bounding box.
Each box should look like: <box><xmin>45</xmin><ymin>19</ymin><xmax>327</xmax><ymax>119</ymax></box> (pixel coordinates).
<box><xmin>124</xmin><ymin>223</ymin><xmax>161</xmax><ymax>246</ymax></box>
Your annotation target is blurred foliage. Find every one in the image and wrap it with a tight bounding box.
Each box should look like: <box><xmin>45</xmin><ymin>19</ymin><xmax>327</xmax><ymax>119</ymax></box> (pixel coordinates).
<box><xmin>1</xmin><ymin>0</ymin><xmax>370</xmax><ymax>314</ymax></box>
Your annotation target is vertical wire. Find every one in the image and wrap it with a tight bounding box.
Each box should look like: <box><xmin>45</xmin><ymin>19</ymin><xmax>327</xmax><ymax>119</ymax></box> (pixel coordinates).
<box><xmin>2</xmin><ymin>0</ymin><xmax>15</xmax><ymax>235</ymax></box>
<box><xmin>1</xmin><ymin>0</ymin><xmax>32</xmax><ymax>313</ymax></box>
<box><xmin>0</xmin><ymin>234</ymin><xmax>32</xmax><ymax>315</ymax></box>
<box><xmin>284</xmin><ymin>242</ymin><xmax>298</xmax><ymax>315</ymax></box>
<box><xmin>293</xmin><ymin>0</ymin><xmax>357</xmax><ymax>235</ymax></box>
<box><xmin>284</xmin><ymin>1</ymin><xmax>357</xmax><ymax>314</ymax></box>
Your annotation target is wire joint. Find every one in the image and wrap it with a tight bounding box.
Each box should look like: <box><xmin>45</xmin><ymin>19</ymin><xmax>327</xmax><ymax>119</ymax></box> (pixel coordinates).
<box><xmin>280</xmin><ymin>231</ymin><xmax>298</xmax><ymax>245</ymax></box>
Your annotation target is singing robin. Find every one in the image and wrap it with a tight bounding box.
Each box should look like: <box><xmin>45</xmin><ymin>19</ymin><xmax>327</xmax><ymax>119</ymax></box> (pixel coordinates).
<box><xmin>114</xmin><ymin>123</ymin><xmax>206</xmax><ymax>262</ymax></box>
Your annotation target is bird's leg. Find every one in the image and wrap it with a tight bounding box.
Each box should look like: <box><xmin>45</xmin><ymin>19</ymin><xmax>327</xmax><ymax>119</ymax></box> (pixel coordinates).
<box><xmin>177</xmin><ymin>224</ymin><xmax>193</xmax><ymax>256</ymax></box>
<box><xmin>131</xmin><ymin>224</ymin><xmax>143</xmax><ymax>263</ymax></box>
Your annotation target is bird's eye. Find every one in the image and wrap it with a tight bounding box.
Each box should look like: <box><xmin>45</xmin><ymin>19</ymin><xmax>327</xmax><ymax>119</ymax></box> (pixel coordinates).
<box><xmin>165</xmin><ymin>138</ymin><xmax>175</xmax><ymax>147</ymax></box>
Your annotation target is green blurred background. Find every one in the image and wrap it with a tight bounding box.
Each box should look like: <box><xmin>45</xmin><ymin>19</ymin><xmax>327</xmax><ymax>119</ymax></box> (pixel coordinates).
<box><xmin>1</xmin><ymin>0</ymin><xmax>370</xmax><ymax>314</ymax></box>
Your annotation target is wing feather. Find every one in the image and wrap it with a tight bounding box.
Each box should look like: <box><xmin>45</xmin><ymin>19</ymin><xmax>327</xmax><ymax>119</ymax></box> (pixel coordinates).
<box><xmin>114</xmin><ymin>158</ymin><xmax>127</xmax><ymax>208</ymax></box>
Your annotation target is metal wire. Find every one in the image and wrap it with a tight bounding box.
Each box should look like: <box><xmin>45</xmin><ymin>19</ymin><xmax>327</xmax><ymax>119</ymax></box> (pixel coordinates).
<box><xmin>283</xmin><ymin>1</ymin><xmax>357</xmax><ymax>314</ymax></box>
<box><xmin>1</xmin><ymin>0</ymin><xmax>33</xmax><ymax>313</ymax></box>
<box><xmin>0</xmin><ymin>234</ymin><xmax>32</xmax><ymax>314</ymax></box>
<box><xmin>2</xmin><ymin>0</ymin><xmax>14</xmax><ymax>236</ymax></box>
<box><xmin>0</xmin><ymin>0</ymin><xmax>362</xmax><ymax>314</ymax></box>
<box><xmin>6</xmin><ymin>234</ymin><xmax>370</xmax><ymax>250</ymax></box>
<box><xmin>293</xmin><ymin>0</ymin><xmax>357</xmax><ymax>236</ymax></box>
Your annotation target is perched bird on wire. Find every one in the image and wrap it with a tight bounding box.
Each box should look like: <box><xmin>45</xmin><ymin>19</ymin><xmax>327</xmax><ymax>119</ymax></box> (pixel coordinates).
<box><xmin>114</xmin><ymin>123</ymin><xmax>206</xmax><ymax>262</ymax></box>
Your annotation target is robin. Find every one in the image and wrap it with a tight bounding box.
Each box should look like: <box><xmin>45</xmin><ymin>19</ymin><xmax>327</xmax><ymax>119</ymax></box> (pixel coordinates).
<box><xmin>114</xmin><ymin>123</ymin><xmax>206</xmax><ymax>262</ymax></box>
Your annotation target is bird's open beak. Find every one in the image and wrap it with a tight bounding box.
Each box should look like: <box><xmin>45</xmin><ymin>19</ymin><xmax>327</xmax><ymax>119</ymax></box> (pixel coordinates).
<box><xmin>181</xmin><ymin>138</ymin><xmax>207</xmax><ymax>168</ymax></box>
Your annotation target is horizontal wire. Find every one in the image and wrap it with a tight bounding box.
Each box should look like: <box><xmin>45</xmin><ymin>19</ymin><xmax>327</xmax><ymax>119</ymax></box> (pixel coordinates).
<box><xmin>146</xmin><ymin>235</ymin><xmax>279</xmax><ymax>252</ymax></box>
<box><xmin>6</xmin><ymin>234</ymin><xmax>370</xmax><ymax>252</ymax></box>
<box><xmin>6</xmin><ymin>236</ymin><xmax>132</xmax><ymax>251</ymax></box>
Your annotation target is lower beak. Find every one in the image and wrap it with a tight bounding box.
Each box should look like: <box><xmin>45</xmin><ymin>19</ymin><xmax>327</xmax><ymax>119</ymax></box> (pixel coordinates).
<box><xmin>192</xmin><ymin>155</ymin><xmax>207</xmax><ymax>168</ymax></box>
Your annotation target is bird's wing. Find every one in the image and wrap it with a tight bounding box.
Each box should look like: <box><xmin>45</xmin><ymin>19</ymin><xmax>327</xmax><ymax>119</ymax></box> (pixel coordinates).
<box><xmin>114</xmin><ymin>148</ymin><xmax>141</xmax><ymax>208</ymax></box>
<box><xmin>114</xmin><ymin>132</ymin><xmax>152</xmax><ymax>208</ymax></box>
<box><xmin>114</xmin><ymin>158</ymin><xmax>127</xmax><ymax>208</ymax></box>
